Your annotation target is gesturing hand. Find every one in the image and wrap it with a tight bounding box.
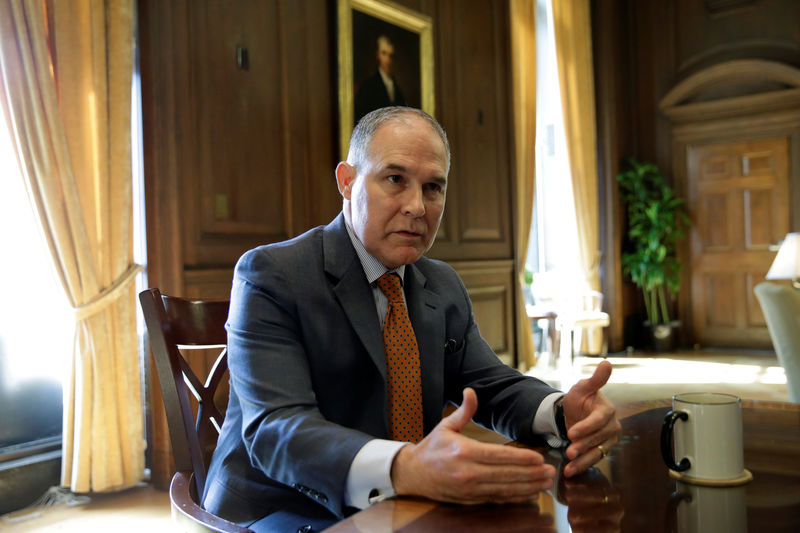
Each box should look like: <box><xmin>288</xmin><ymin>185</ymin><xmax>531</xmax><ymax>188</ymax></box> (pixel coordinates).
<box><xmin>391</xmin><ymin>388</ymin><xmax>556</xmax><ymax>504</ymax></box>
<box><xmin>561</xmin><ymin>361</ymin><xmax>621</xmax><ymax>477</ymax></box>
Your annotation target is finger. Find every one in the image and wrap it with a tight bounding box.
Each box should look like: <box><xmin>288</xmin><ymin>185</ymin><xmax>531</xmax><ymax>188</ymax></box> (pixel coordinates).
<box><xmin>480</xmin><ymin>478</ymin><xmax>554</xmax><ymax>502</ymax></box>
<box><xmin>570</xmin><ymin>360</ymin><xmax>613</xmax><ymax>397</ymax></box>
<box><xmin>567</xmin><ymin>400</ymin><xmax>617</xmax><ymax>441</ymax></box>
<box><xmin>446</xmin><ymin>477</ymin><xmax>554</xmax><ymax>504</ymax></box>
<box><xmin>567</xmin><ymin>427</ymin><xmax>619</xmax><ymax>461</ymax></box>
<box><xmin>470</xmin><ymin>441</ymin><xmax>546</xmax><ymax>466</ymax></box>
<box><xmin>564</xmin><ymin>437</ymin><xmax>618</xmax><ymax>477</ymax></box>
<box><xmin>441</xmin><ymin>387</ymin><xmax>478</xmax><ymax>433</ymax></box>
<box><xmin>468</xmin><ymin>462</ymin><xmax>556</xmax><ymax>483</ymax></box>
<box><xmin>563</xmin><ymin>451</ymin><xmax>599</xmax><ymax>478</ymax></box>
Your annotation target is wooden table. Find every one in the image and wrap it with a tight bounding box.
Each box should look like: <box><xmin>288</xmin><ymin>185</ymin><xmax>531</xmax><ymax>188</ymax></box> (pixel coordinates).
<box><xmin>325</xmin><ymin>399</ymin><xmax>800</xmax><ymax>532</ymax></box>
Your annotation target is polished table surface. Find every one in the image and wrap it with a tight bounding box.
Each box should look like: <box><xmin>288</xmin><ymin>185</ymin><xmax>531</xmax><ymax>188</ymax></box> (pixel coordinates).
<box><xmin>325</xmin><ymin>399</ymin><xmax>800</xmax><ymax>532</ymax></box>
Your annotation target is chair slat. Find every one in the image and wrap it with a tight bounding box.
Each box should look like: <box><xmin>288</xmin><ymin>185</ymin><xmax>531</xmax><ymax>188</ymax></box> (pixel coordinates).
<box><xmin>140</xmin><ymin>288</ymin><xmax>252</xmax><ymax>533</ymax></box>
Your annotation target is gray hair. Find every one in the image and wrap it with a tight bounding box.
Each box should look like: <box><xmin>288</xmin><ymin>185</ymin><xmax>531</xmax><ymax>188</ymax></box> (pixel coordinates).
<box><xmin>346</xmin><ymin>107</ymin><xmax>451</xmax><ymax>175</ymax></box>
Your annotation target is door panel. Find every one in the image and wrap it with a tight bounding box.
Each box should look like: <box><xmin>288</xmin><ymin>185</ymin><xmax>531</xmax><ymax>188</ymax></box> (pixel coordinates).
<box><xmin>687</xmin><ymin>137</ymin><xmax>789</xmax><ymax>348</ymax></box>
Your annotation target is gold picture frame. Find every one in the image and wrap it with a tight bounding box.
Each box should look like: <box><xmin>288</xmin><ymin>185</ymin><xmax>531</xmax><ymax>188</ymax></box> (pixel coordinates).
<box><xmin>337</xmin><ymin>0</ymin><xmax>435</xmax><ymax>159</ymax></box>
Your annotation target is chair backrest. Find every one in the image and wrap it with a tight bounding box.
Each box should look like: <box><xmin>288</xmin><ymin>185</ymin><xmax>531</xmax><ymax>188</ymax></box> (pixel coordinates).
<box><xmin>139</xmin><ymin>288</ymin><xmax>230</xmax><ymax>497</ymax></box>
<box><xmin>754</xmin><ymin>282</ymin><xmax>800</xmax><ymax>403</ymax></box>
<box><xmin>581</xmin><ymin>290</ymin><xmax>604</xmax><ymax>313</ymax></box>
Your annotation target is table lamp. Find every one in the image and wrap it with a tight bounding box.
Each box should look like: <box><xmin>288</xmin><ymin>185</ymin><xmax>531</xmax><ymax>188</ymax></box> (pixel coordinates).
<box><xmin>766</xmin><ymin>232</ymin><xmax>800</xmax><ymax>290</ymax></box>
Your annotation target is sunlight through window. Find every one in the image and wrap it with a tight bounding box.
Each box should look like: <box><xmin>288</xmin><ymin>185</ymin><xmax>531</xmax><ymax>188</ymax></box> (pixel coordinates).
<box><xmin>582</xmin><ymin>358</ymin><xmax>785</xmax><ymax>386</ymax></box>
<box><xmin>0</xmin><ymin>100</ymin><xmax>71</xmax><ymax>452</ymax></box>
<box><xmin>526</xmin><ymin>0</ymin><xmax>580</xmax><ymax>279</ymax></box>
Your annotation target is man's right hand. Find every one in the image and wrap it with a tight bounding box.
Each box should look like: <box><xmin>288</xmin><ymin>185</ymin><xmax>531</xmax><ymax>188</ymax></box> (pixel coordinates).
<box><xmin>390</xmin><ymin>388</ymin><xmax>556</xmax><ymax>504</ymax></box>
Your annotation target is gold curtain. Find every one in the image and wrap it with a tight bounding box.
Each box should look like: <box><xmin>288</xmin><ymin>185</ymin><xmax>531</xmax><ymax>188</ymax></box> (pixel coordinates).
<box><xmin>509</xmin><ymin>0</ymin><xmax>537</xmax><ymax>370</ymax></box>
<box><xmin>0</xmin><ymin>0</ymin><xmax>144</xmax><ymax>491</ymax></box>
<box><xmin>552</xmin><ymin>0</ymin><xmax>602</xmax><ymax>352</ymax></box>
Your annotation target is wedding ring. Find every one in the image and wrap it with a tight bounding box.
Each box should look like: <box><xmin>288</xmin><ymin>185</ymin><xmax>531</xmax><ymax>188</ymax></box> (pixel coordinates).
<box><xmin>597</xmin><ymin>444</ymin><xmax>609</xmax><ymax>457</ymax></box>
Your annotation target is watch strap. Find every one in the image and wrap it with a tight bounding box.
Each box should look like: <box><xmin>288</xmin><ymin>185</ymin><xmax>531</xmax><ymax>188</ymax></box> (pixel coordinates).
<box><xmin>555</xmin><ymin>398</ymin><xmax>569</xmax><ymax>442</ymax></box>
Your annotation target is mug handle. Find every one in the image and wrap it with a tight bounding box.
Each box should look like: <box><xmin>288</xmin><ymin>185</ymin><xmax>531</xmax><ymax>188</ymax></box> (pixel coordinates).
<box><xmin>666</xmin><ymin>490</ymin><xmax>692</xmax><ymax>533</ymax></box>
<box><xmin>661</xmin><ymin>410</ymin><xmax>691</xmax><ymax>472</ymax></box>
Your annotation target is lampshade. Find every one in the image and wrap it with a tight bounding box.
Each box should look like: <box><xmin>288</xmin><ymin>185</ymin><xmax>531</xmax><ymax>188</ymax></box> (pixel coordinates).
<box><xmin>766</xmin><ymin>233</ymin><xmax>800</xmax><ymax>284</ymax></box>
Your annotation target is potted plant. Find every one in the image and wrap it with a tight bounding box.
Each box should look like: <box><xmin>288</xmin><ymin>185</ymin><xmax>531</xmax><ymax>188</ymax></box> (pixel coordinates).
<box><xmin>617</xmin><ymin>157</ymin><xmax>690</xmax><ymax>351</ymax></box>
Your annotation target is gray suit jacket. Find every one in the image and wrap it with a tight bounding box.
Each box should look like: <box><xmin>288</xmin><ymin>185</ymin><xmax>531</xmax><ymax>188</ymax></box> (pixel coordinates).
<box><xmin>203</xmin><ymin>213</ymin><xmax>559</xmax><ymax>525</ymax></box>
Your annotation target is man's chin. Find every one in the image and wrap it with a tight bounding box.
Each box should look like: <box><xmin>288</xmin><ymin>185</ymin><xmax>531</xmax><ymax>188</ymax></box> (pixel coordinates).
<box><xmin>379</xmin><ymin>248</ymin><xmax>425</xmax><ymax>269</ymax></box>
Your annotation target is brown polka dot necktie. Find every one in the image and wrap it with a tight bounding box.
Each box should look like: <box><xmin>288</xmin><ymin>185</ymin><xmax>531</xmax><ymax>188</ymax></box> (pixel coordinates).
<box><xmin>376</xmin><ymin>272</ymin><xmax>424</xmax><ymax>443</ymax></box>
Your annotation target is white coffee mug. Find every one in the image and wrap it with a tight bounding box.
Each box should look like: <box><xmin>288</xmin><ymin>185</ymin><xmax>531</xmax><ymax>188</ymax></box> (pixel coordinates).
<box><xmin>660</xmin><ymin>392</ymin><xmax>745</xmax><ymax>482</ymax></box>
<box><xmin>670</xmin><ymin>482</ymin><xmax>747</xmax><ymax>533</ymax></box>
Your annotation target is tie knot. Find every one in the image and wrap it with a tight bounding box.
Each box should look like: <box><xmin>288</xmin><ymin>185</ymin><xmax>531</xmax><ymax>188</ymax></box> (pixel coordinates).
<box><xmin>376</xmin><ymin>272</ymin><xmax>403</xmax><ymax>303</ymax></box>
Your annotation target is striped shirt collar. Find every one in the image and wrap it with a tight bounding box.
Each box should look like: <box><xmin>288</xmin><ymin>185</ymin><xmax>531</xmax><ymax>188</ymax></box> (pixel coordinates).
<box><xmin>344</xmin><ymin>218</ymin><xmax>406</xmax><ymax>285</ymax></box>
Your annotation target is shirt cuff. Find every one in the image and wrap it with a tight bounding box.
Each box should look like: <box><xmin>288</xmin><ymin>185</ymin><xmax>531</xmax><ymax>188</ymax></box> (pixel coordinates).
<box><xmin>345</xmin><ymin>439</ymin><xmax>408</xmax><ymax>509</ymax></box>
<box><xmin>532</xmin><ymin>392</ymin><xmax>568</xmax><ymax>448</ymax></box>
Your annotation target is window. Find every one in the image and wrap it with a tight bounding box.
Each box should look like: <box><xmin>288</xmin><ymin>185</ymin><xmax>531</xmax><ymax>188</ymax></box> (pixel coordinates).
<box><xmin>526</xmin><ymin>0</ymin><xmax>580</xmax><ymax>281</ymax></box>
<box><xmin>525</xmin><ymin>0</ymin><xmax>585</xmax><ymax>364</ymax></box>
<box><xmin>0</xmin><ymin>103</ymin><xmax>71</xmax><ymax>460</ymax></box>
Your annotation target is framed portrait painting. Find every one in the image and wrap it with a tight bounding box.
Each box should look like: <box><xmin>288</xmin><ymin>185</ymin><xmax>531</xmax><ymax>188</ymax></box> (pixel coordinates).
<box><xmin>337</xmin><ymin>0</ymin><xmax>434</xmax><ymax>158</ymax></box>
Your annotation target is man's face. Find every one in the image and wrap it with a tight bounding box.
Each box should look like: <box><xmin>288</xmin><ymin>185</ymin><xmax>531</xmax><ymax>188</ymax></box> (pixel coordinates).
<box><xmin>337</xmin><ymin>116</ymin><xmax>448</xmax><ymax>269</ymax></box>
<box><xmin>377</xmin><ymin>39</ymin><xmax>394</xmax><ymax>75</ymax></box>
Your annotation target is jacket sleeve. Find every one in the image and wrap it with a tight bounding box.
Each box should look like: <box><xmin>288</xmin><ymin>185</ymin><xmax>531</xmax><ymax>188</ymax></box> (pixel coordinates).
<box><xmin>438</xmin><ymin>263</ymin><xmax>561</xmax><ymax>446</ymax></box>
<box><xmin>225</xmin><ymin>246</ymin><xmax>373</xmax><ymax>518</ymax></box>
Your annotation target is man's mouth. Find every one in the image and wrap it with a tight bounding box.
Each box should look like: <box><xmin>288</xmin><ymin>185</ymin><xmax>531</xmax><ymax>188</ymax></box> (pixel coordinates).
<box><xmin>394</xmin><ymin>230</ymin><xmax>422</xmax><ymax>238</ymax></box>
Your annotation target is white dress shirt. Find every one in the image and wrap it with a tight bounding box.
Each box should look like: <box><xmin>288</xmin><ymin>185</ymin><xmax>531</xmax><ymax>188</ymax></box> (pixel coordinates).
<box><xmin>378</xmin><ymin>68</ymin><xmax>396</xmax><ymax>103</ymax></box>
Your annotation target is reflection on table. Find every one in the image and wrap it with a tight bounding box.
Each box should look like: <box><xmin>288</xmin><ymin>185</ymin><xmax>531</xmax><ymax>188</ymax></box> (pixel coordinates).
<box><xmin>325</xmin><ymin>399</ymin><xmax>800</xmax><ymax>532</ymax></box>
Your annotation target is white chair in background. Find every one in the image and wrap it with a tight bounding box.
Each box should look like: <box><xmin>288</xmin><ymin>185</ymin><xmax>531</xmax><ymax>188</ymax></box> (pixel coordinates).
<box><xmin>754</xmin><ymin>282</ymin><xmax>800</xmax><ymax>403</ymax></box>
<box><xmin>531</xmin><ymin>271</ymin><xmax>610</xmax><ymax>365</ymax></box>
<box><xmin>557</xmin><ymin>289</ymin><xmax>610</xmax><ymax>361</ymax></box>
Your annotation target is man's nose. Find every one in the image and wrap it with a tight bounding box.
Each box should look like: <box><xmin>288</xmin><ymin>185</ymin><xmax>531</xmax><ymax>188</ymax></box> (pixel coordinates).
<box><xmin>402</xmin><ymin>187</ymin><xmax>426</xmax><ymax>217</ymax></box>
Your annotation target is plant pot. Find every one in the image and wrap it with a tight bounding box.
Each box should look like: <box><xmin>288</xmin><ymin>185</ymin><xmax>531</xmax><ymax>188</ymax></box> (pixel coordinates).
<box><xmin>645</xmin><ymin>321</ymin><xmax>680</xmax><ymax>352</ymax></box>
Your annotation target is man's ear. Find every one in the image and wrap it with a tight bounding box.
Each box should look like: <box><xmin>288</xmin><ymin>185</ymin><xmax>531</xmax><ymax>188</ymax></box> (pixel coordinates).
<box><xmin>335</xmin><ymin>162</ymin><xmax>355</xmax><ymax>200</ymax></box>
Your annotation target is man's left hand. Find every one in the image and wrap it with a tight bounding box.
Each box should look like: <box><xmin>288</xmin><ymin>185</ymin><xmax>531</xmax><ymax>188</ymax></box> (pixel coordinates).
<box><xmin>561</xmin><ymin>360</ymin><xmax>621</xmax><ymax>477</ymax></box>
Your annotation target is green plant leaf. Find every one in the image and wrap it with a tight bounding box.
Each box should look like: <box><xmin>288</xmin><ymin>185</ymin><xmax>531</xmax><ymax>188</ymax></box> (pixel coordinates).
<box><xmin>617</xmin><ymin>157</ymin><xmax>689</xmax><ymax>325</ymax></box>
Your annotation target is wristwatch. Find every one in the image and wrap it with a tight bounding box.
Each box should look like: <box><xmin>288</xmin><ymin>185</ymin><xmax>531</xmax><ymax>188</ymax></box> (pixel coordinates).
<box><xmin>554</xmin><ymin>397</ymin><xmax>569</xmax><ymax>442</ymax></box>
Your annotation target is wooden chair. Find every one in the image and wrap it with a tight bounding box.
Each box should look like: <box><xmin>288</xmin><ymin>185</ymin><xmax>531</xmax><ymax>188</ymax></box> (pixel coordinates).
<box><xmin>139</xmin><ymin>288</ymin><xmax>253</xmax><ymax>533</ymax></box>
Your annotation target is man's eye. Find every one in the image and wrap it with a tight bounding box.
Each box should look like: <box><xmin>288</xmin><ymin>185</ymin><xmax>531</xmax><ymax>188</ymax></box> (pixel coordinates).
<box><xmin>387</xmin><ymin>175</ymin><xmax>402</xmax><ymax>184</ymax></box>
<box><xmin>424</xmin><ymin>183</ymin><xmax>443</xmax><ymax>193</ymax></box>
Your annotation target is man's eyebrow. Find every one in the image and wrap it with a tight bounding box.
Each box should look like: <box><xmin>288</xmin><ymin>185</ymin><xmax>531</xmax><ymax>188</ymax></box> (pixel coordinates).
<box><xmin>384</xmin><ymin>163</ymin><xmax>408</xmax><ymax>173</ymax></box>
<box><xmin>383</xmin><ymin>163</ymin><xmax>447</xmax><ymax>186</ymax></box>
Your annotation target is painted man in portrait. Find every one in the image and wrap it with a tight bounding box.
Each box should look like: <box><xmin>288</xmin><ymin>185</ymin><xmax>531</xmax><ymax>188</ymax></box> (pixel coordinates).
<box><xmin>354</xmin><ymin>35</ymin><xmax>407</xmax><ymax>124</ymax></box>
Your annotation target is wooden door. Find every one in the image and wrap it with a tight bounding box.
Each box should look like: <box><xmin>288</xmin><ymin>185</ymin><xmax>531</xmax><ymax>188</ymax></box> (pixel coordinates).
<box><xmin>687</xmin><ymin>137</ymin><xmax>789</xmax><ymax>348</ymax></box>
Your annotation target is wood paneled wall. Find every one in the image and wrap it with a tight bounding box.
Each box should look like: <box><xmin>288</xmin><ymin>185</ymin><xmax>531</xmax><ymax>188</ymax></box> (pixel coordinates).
<box><xmin>139</xmin><ymin>0</ymin><xmax>341</xmax><ymax>300</ymax></box>
<box><xmin>138</xmin><ymin>0</ymin><xmax>519</xmax><ymax>488</ymax></box>
<box><xmin>593</xmin><ymin>0</ymin><xmax>800</xmax><ymax>351</ymax></box>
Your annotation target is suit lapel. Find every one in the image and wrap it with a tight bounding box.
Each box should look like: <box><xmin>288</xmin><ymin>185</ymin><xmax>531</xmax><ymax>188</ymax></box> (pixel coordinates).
<box><xmin>324</xmin><ymin>215</ymin><xmax>446</xmax><ymax>433</ymax></box>
<box><xmin>404</xmin><ymin>264</ymin><xmax>445</xmax><ymax>433</ymax></box>
<box><xmin>323</xmin><ymin>215</ymin><xmax>386</xmax><ymax>379</ymax></box>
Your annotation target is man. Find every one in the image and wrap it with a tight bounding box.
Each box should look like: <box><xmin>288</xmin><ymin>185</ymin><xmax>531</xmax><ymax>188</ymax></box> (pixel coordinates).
<box><xmin>354</xmin><ymin>35</ymin><xmax>406</xmax><ymax>124</ymax></box>
<box><xmin>203</xmin><ymin>107</ymin><xmax>620</xmax><ymax>532</ymax></box>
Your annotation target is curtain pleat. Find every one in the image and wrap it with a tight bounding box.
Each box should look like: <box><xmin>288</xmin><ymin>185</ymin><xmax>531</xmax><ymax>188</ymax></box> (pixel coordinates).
<box><xmin>0</xmin><ymin>0</ymin><xmax>144</xmax><ymax>492</ymax></box>
<box><xmin>509</xmin><ymin>0</ymin><xmax>537</xmax><ymax>370</ymax></box>
<box><xmin>552</xmin><ymin>0</ymin><xmax>603</xmax><ymax>353</ymax></box>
